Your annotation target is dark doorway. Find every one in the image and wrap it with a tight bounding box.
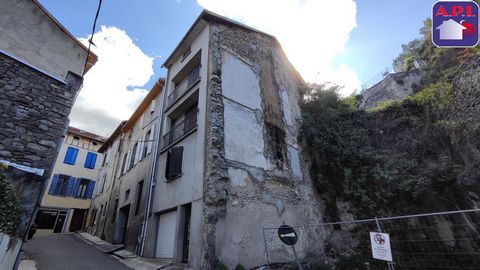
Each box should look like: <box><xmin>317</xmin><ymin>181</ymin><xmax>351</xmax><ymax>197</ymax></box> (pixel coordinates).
<box><xmin>182</xmin><ymin>204</ymin><xmax>191</xmax><ymax>263</ymax></box>
<box><xmin>116</xmin><ymin>204</ymin><xmax>130</xmax><ymax>244</ymax></box>
<box><xmin>69</xmin><ymin>209</ymin><xmax>87</xmax><ymax>232</ymax></box>
<box><xmin>53</xmin><ymin>212</ymin><xmax>67</xmax><ymax>233</ymax></box>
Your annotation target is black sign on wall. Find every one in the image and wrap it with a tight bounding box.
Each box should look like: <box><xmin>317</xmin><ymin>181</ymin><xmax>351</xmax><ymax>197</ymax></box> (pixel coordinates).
<box><xmin>277</xmin><ymin>224</ymin><xmax>298</xmax><ymax>246</ymax></box>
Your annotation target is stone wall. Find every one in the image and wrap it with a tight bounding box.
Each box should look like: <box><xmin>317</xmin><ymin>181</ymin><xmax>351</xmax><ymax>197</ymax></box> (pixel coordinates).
<box><xmin>0</xmin><ymin>52</ymin><xmax>82</xmax><ymax>177</ymax></box>
<box><xmin>360</xmin><ymin>70</ymin><xmax>422</xmax><ymax>109</ymax></box>
<box><xmin>202</xmin><ymin>23</ymin><xmax>323</xmax><ymax>269</ymax></box>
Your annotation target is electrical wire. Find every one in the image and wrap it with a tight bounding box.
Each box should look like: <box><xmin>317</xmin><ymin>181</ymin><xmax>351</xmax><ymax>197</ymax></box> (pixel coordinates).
<box><xmin>83</xmin><ymin>0</ymin><xmax>103</xmax><ymax>73</ymax></box>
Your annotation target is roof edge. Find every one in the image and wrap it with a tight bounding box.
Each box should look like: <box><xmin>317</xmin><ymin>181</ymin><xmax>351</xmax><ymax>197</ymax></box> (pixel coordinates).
<box><xmin>162</xmin><ymin>9</ymin><xmax>278</xmax><ymax>68</ymax></box>
<box><xmin>32</xmin><ymin>0</ymin><xmax>98</xmax><ymax>75</ymax></box>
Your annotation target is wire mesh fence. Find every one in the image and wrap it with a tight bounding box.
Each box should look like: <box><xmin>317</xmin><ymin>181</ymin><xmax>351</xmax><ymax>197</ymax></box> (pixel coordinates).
<box><xmin>262</xmin><ymin>209</ymin><xmax>480</xmax><ymax>269</ymax></box>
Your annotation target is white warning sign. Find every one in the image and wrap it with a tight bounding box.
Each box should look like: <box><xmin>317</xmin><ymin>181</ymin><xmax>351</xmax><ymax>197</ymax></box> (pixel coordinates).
<box><xmin>370</xmin><ymin>232</ymin><xmax>392</xmax><ymax>262</ymax></box>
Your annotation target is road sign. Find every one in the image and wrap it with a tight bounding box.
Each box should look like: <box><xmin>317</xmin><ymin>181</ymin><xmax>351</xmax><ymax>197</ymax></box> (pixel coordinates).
<box><xmin>278</xmin><ymin>225</ymin><xmax>298</xmax><ymax>246</ymax></box>
<box><xmin>370</xmin><ymin>232</ymin><xmax>393</xmax><ymax>262</ymax></box>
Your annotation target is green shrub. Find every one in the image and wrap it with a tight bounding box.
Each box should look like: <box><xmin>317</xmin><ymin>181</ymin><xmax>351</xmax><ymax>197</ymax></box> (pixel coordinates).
<box><xmin>0</xmin><ymin>169</ymin><xmax>21</xmax><ymax>235</ymax></box>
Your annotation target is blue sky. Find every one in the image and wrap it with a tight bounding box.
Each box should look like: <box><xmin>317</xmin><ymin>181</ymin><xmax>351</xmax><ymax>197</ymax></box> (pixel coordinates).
<box><xmin>38</xmin><ymin>0</ymin><xmax>435</xmax><ymax>135</ymax></box>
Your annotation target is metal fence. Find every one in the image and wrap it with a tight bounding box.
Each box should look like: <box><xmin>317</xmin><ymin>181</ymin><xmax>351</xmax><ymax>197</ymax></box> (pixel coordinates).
<box><xmin>262</xmin><ymin>209</ymin><xmax>480</xmax><ymax>269</ymax></box>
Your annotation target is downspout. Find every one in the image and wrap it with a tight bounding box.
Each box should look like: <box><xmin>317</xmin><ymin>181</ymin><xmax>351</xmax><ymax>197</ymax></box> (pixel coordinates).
<box><xmin>139</xmin><ymin>78</ymin><xmax>168</xmax><ymax>256</ymax></box>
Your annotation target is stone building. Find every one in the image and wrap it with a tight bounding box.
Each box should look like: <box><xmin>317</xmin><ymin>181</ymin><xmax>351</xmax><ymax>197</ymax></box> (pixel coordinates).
<box><xmin>0</xmin><ymin>0</ymin><xmax>96</xmax><ymax>268</ymax></box>
<box><xmin>360</xmin><ymin>70</ymin><xmax>423</xmax><ymax>109</ymax></box>
<box><xmin>139</xmin><ymin>10</ymin><xmax>322</xmax><ymax>269</ymax></box>
<box><xmin>34</xmin><ymin>127</ymin><xmax>105</xmax><ymax>235</ymax></box>
<box><xmin>88</xmin><ymin>79</ymin><xmax>164</xmax><ymax>253</ymax></box>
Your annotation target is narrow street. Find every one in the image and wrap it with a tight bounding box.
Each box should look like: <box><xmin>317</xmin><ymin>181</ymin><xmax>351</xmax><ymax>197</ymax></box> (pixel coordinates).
<box><xmin>24</xmin><ymin>234</ymin><xmax>131</xmax><ymax>270</ymax></box>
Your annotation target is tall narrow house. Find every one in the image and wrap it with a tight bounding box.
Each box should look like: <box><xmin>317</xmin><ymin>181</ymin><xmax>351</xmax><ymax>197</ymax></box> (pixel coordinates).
<box><xmin>142</xmin><ymin>10</ymin><xmax>322</xmax><ymax>269</ymax></box>
<box><xmin>88</xmin><ymin>80</ymin><xmax>165</xmax><ymax>253</ymax></box>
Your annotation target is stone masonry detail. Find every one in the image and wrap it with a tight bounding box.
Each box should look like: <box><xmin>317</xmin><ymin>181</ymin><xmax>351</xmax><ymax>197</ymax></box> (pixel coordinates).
<box><xmin>0</xmin><ymin>52</ymin><xmax>83</xmax><ymax>177</ymax></box>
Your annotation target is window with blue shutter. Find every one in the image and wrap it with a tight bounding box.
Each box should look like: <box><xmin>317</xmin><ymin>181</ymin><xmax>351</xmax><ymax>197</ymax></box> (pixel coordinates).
<box><xmin>63</xmin><ymin>147</ymin><xmax>79</xmax><ymax>165</ymax></box>
<box><xmin>65</xmin><ymin>177</ymin><xmax>76</xmax><ymax>196</ymax></box>
<box><xmin>74</xmin><ymin>179</ymin><xmax>90</xmax><ymax>198</ymax></box>
<box><xmin>86</xmin><ymin>181</ymin><xmax>95</xmax><ymax>199</ymax></box>
<box><xmin>84</xmin><ymin>152</ymin><xmax>97</xmax><ymax>169</ymax></box>
<box><xmin>48</xmin><ymin>174</ymin><xmax>59</xmax><ymax>195</ymax></box>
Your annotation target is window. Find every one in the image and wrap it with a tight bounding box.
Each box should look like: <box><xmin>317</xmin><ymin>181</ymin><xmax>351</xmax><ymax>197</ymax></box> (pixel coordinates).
<box><xmin>112</xmin><ymin>199</ymin><xmax>119</xmax><ymax>223</ymax></box>
<box><xmin>120</xmin><ymin>153</ymin><xmax>128</xmax><ymax>175</ymax></box>
<box><xmin>125</xmin><ymin>189</ymin><xmax>130</xmax><ymax>201</ymax></box>
<box><xmin>181</xmin><ymin>46</ymin><xmax>191</xmax><ymax>61</ymax></box>
<box><xmin>165</xmin><ymin>146</ymin><xmax>183</xmax><ymax>180</ymax></box>
<box><xmin>84</xmin><ymin>152</ymin><xmax>97</xmax><ymax>169</ymax></box>
<box><xmin>142</xmin><ymin>131</ymin><xmax>151</xmax><ymax>159</ymax></box>
<box><xmin>130</xmin><ymin>142</ymin><xmax>138</xmax><ymax>169</ymax></box>
<box><xmin>135</xmin><ymin>180</ymin><xmax>144</xmax><ymax>216</ymax></box>
<box><xmin>100</xmin><ymin>175</ymin><xmax>107</xmax><ymax>194</ymax></box>
<box><xmin>48</xmin><ymin>175</ymin><xmax>70</xmax><ymax>196</ymax></box>
<box><xmin>75</xmin><ymin>179</ymin><xmax>90</xmax><ymax>198</ymax></box>
<box><xmin>102</xmin><ymin>151</ymin><xmax>108</xmax><ymax>167</ymax></box>
<box><xmin>63</xmin><ymin>147</ymin><xmax>79</xmax><ymax>165</ymax></box>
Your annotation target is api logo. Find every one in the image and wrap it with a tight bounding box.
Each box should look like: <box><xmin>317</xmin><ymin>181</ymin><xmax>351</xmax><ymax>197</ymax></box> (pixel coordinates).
<box><xmin>432</xmin><ymin>1</ymin><xmax>479</xmax><ymax>47</ymax></box>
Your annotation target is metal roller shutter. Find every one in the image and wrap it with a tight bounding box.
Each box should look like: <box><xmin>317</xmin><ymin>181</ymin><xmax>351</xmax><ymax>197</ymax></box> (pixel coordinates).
<box><xmin>155</xmin><ymin>211</ymin><xmax>177</xmax><ymax>258</ymax></box>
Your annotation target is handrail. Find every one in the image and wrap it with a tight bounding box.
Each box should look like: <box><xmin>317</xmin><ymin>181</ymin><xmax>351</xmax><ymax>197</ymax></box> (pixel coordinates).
<box><xmin>167</xmin><ymin>65</ymin><xmax>201</xmax><ymax>108</ymax></box>
<box><xmin>161</xmin><ymin>109</ymin><xmax>199</xmax><ymax>149</ymax></box>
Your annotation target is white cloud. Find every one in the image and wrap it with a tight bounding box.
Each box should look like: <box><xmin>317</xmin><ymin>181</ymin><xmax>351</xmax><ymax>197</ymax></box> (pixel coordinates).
<box><xmin>197</xmin><ymin>0</ymin><xmax>361</xmax><ymax>95</ymax></box>
<box><xmin>70</xmin><ymin>26</ymin><xmax>154</xmax><ymax>137</ymax></box>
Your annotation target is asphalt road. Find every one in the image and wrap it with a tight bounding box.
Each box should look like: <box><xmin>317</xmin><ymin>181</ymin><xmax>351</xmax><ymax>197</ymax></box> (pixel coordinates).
<box><xmin>25</xmin><ymin>234</ymin><xmax>131</xmax><ymax>270</ymax></box>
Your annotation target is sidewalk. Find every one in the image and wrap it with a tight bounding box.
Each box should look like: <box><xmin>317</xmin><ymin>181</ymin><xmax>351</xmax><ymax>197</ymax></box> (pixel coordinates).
<box><xmin>75</xmin><ymin>232</ymin><xmax>172</xmax><ymax>270</ymax></box>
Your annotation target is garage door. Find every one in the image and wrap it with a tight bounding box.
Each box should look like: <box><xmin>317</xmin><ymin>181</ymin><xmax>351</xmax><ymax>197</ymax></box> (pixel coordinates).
<box><xmin>155</xmin><ymin>211</ymin><xmax>177</xmax><ymax>258</ymax></box>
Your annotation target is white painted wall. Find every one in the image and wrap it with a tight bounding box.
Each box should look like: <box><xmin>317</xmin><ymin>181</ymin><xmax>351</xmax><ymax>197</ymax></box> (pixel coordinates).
<box><xmin>0</xmin><ymin>0</ymin><xmax>88</xmax><ymax>79</ymax></box>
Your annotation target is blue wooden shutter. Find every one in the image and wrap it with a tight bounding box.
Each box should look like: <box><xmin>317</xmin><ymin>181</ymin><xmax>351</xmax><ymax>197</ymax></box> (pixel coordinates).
<box><xmin>73</xmin><ymin>178</ymin><xmax>81</xmax><ymax>197</ymax></box>
<box><xmin>84</xmin><ymin>153</ymin><xmax>91</xmax><ymax>168</ymax></box>
<box><xmin>90</xmin><ymin>153</ymin><xmax>97</xmax><ymax>168</ymax></box>
<box><xmin>63</xmin><ymin>148</ymin><xmax>72</xmax><ymax>164</ymax></box>
<box><xmin>65</xmin><ymin>176</ymin><xmax>76</xmax><ymax>196</ymax></box>
<box><xmin>86</xmin><ymin>180</ymin><xmax>95</xmax><ymax>199</ymax></box>
<box><xmin>85</xmin><ymin>153</ymin><xmax>98</xmax><ymax>169</ymax></box>
<box><xmin>71</xmin><ymin>148</ymin><xmax>79</xmax><ymax>165</ymax></box>
<box><xmin>49</xmin><ymin>174</ymin><xmax>59</xmax><ymax>194</ymax></box>
<box><xmin>64</xmin><ymin>147</ymin><xmax>79</xmax><ymax>165</ymax></box>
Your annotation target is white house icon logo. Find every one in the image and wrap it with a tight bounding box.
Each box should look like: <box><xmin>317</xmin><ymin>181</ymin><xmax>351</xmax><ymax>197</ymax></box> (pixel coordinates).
<box><xmin>436</xmin><ymin>19</ymin><xmax>467</xmax><ymax>40</ymax></box>
<box><xmin>432</xmin><ymin>1</ymin><xmax>479</xmax><ymax>47</ymax></box>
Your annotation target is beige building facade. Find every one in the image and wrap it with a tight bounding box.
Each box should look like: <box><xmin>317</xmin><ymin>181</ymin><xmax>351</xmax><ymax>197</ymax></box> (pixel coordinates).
<box><xmin>141</xmin><ymin>10</ymin><xmax>322</xmax><ymax>269</ymax></box>
<box><xmin>35</xmin><ymin>127</ymin><xmax>105</xmax><ymax>235</ymax></box>
<box><xmin>88</xmin><ymin>80</ymin><xmax>165</xmax><ymax>254</ymax></box>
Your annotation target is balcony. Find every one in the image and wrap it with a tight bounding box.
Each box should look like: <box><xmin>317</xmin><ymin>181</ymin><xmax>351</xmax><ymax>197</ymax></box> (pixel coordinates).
<box><xmin>161</xmin><ymin>109</ymin><xmax>198</xmax><ymax>149</ymax></box>
<box><xmin>167</xmin><ymin>65</ymin><xmax>201</xmax><ymax>109</ymax></box>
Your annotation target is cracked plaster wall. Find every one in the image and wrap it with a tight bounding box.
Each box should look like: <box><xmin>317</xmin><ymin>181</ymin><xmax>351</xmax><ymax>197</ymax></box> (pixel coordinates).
<box><xmin>203</xmin><ymin>23</ymin><xmax>323</xmax><ymax>269</ymax></box>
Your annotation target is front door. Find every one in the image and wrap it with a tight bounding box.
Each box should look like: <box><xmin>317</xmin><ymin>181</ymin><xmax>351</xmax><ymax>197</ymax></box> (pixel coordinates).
<box><xmin>53</xmin><ymin>213</ymin><xmax>67</xmax><ymax>233</ymax></box>
<box><xmin>69</xmin><ymin>209</ymin><xmax>87</xmax><ymax>232</ymax></box>
<box><xmin>115</xmin><ymin>204</ymin><xmax>130</xmax><ymax>244</ymax></box>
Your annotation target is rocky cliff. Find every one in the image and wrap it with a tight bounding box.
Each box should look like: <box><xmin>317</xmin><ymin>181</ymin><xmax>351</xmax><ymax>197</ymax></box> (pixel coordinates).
<box><xmin>298</xmin><ymin>54</ymin><xmax>480</xmax><ymax>269</ymax></box>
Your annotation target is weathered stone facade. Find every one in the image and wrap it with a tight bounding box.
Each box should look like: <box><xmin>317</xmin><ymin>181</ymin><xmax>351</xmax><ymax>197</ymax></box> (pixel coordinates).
<box><xmin>0</xmin><ymin>52</ymin><xmax>82</xmax><ymax>175</ymax></box>
<box><xmin>202</xmin><ymin>22</ymin><xmax>323</xmax><ymax>269</ymax></box>
<box><xmin>0</xmin><ymin>52</ymin><xmax>83</xmax><ymax>238</ymax></box>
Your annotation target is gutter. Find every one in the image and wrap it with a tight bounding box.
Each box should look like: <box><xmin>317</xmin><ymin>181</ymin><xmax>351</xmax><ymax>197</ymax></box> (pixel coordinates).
<box><xmin>139</xmin><ymin>78</ymin><xmax>167</xmax><ymax>256</ymax></box>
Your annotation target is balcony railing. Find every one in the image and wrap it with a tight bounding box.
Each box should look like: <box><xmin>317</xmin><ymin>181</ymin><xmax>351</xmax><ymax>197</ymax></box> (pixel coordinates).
<box><xmin>167</xmin><ymin>65</ymin><xmax>201</xmax><ymax>108</ymax></box>
<box><xmin>162</xmin><ymin>109</ymin><xmax>198</xmax><ymax>149</ymax></box>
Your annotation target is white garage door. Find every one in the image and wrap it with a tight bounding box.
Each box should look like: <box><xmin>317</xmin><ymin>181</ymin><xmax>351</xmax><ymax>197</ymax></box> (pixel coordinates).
<box><xmin>155</xmin><ymin>211</ymin><xmax>177</xmax><ymax>258</ymax></box>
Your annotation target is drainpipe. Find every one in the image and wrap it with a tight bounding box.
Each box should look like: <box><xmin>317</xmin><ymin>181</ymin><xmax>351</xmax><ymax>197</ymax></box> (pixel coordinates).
<box><xmin>139</xmin><ymin>78</ymin><xmax>168</xmax><ymax>256</ymax></box>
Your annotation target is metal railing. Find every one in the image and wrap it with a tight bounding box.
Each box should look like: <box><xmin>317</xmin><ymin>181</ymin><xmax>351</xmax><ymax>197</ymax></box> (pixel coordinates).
<box><xmin>167</xmin><ymin>65</ymin><xmax>201</xmax><ymax>108</ymax></box>
<box><xmin>262</xmin><ymin>208</ymin><xmax>480</xmax><ymax>269</ymax></box>
<box><xmin>161</xmin><ymin>109</ymin><xmax>198</xmax><ymax>149</ymax></box>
